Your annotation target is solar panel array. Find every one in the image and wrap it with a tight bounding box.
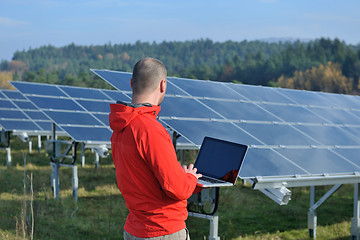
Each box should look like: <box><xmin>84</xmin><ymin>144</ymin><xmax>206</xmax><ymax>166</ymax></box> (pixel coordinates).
<box><xmin>10</xmin><ymin>81</ymin><xmax>130</xmax><ymax>144</ymax></box>
<box><xmin>92</xmin><ymin>69</ymin><xmax>360</xmax><ymax>180</ymax></box>
<box><xmin>0</xmin><ymin>89</ymin><xmax>58</xmax><ymax>135</ymax></box>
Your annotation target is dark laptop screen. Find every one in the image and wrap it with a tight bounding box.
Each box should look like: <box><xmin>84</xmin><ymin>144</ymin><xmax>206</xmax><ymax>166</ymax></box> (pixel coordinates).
<box><xmin>194</xmin><ymin>137</ymin><xmax>248</xmax><ymax>184</ymax></box>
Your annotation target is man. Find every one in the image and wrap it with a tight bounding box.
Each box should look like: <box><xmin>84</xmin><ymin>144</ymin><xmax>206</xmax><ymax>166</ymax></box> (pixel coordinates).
<box><xmin>109</xmin><ymin>58</ymin><xmax>202</xmax><ymax>239</ymax></box>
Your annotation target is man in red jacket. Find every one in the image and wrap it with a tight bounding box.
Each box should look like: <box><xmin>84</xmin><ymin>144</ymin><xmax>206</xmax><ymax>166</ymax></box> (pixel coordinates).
<box><xmin>109</xmin><ymin>58</ymin><xmax>202</xmax><ymax>239</ymax></box>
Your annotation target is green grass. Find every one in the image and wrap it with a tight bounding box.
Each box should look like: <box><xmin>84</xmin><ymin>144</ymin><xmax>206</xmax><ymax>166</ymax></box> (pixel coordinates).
<box><xmin>0</xmin><ymin>136</ymin><xmax>356</xmax><ymax>239</ymax></box>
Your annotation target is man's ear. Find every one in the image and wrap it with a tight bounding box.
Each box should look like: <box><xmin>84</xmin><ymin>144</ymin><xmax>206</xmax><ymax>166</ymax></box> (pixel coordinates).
<box><xmin>160</xmin><ymin>79</ymin><xmax>166</xmax><ymax>93</ymax></box>
<box><xmin>130</xmin><ymin>78</ymin><xmax>133</xmax><ymax>90</ymax></box>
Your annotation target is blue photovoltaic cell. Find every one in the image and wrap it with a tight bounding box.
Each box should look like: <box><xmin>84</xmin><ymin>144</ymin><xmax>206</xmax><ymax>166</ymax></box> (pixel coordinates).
<box><xmin>43</xmin><ymin>111</ymin><xmax>103</xmax><ymax>126</ymax></box>
<box><xmin>2</xmin><ymin>90</ymin><xmax>27</xmax><ymax>100</ymax></box>
<box><xmin>0</xmin><ymin>99</ymin><xmax>16</xmax><ymax>109</ymax></box>
<box><xmin>12</xmin><ymin>100</ymin><xmax>37</xmax><ymax>110</ymax></box>
<box><xmin>333</xmin><ymin>149</ymin><xmax>360</xmax><ymax>168</ymax></box>
<box><xmin>168</xmin><ymin>77</ymin><xmax>244</xmax><ymax>100</ymax></box>
<box><xmin>92</xmin><ymin>70</ymin><xmax>132</xmax><ymax>92</ymax></box>
<box><xmin>239</xmin><ymin>148</ymin><xmax>309</xmax><ymax>178</ymax></box>
<box><xmin>0</xmin><ymin>92</ymin><xmax>6</xmax><ymax>99</ymax></box>
<box><xmin>294</xmin><ymin>125</ymin><xmax>360</xmax><ymax>146</ymax></box>
<box><xmin>11</xmin><ymin>81</ymin><xmax>67</xmax><ymax>97</ymax></box>
<box><xmin>318</xmin><ymin>91</ymin><xmax>360</xmax><ymax>109</ymax></box>
<box><xmin>102</xmin><ymin>89</ymin><xmax>131</xmax><ymax>102</ymax></box>
<box><xmin>24</xmin><ymin>111</ymin><xmax>49</xmax><ymax>120</ymax></box>
<box><xmin>0</xmin><ymin>120</ymin><xmax>41</xmax><ymax>131</ymax></box>
<box><xmin>27</xmin><ymin>96</ymin><xmax>83</xmax><ymax>111</ymax></box>
<box><xmin>261</xmin><ymin>104</ymin><xmax>327</xmax><ymax>124</ymax></box>
<box><xmin>199</xmin><ymin>99</ymin><xmax>279</xmax><ymax>122</ymax></box>
<box><xmin>0</xmin><ymin>109</ymin><xmax>27</xmax><ymax>119</ymax></box>
<box><xmin>161</xmin><ymin>78</ymin><xmax>188</xmax><ymax>96</ymax></box>
<box><xmin>352</xmin><ymin>110</ymin><xmax>360</xmax><ymax>118</ymax></box>
<box><xmin>92</xmin><ymin>114</ymin><xmax>109</xmax><ymax>126</ymax></box>
<box><xmin>160</xmin><ymin>121</ymin><xmax>193</xmax><ymax>145</ymax></box>
<box><xmin>76</xmin><ymin>100</ymin><xmax>112</xmax><ymax>113</ymax></box>
<box><xmin>60</xmin><ymin>85</ymin><xmax>111</xmax><ymax>100</ymax></box>
<box><xmin>36</xmin><ymin>121</ymin><xmax>62</xmax><ymax>132</ymax></box>
<box><xmin>309</xmin><ymin>108</ymin><xmax>360</xmax><ymax>125</ymax></box>
<box><xmin>235</xmin><ymin>123</ymin><xmax>319</xmax><ymax>146</ymax></box>
<box><xmin>160</xmin><ymin>97</ymin><xmax>220</xmax><ymax>119</ymax></box>
<box><xmin>273</xmin><ymin>88</ymin><xmax>332</xmax><ymax>107</ymax></box>
<box><xmin>276</xmin><ymin>148</ymin><xmax>360</xmax><ymax>174</ymax></box>
<box><xmin>61</xmin><ymin>126</ymin><xmax>112</xmax><ymax>142</ymax></box>
<box><xmin>162</xmin><ymin>119</ymin><xmax>262</xmax><ymax>146</ymax></box>
<box><xmin>342</xmin><ymin>126</ymin><xmax>360</xmax><ymax>140</ymax></box>
<box><xmin>230</xmin><ymin>84</ymin><xmax>291</xmax><ymax>104</ymax></box>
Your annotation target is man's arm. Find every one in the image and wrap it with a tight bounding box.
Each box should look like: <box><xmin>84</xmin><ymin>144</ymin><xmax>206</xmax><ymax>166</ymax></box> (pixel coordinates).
<box><xmin>142</xmin><ymin>127</ymin><xmax>201</xmax><ymax>201</ymax></box>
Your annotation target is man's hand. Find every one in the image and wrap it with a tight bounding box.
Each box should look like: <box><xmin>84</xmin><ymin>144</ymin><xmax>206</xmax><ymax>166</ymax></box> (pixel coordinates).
<box><xmin>183</xmin><ymin>164</ymin><xmax>202</xmax><ymax>179</ymax></box>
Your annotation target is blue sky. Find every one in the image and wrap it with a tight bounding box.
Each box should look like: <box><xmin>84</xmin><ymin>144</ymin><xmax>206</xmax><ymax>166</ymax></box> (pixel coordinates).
<box><xmin>1</xmin><ymin>0</ymin><xmax>360</xmax><ymax>61</ymax></box>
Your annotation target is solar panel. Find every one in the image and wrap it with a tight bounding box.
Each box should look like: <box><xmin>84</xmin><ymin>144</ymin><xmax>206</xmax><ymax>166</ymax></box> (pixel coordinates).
<box><xmin>91</xmin><ymin>69</ymin><xmax>132</xmax><ymax>92</ymax></box>
<box><xmin>10</xmin><ymin>82</ymin><xmax>122</xmax><ymax>145</ymax></box>
<box><xmin>198</xmin><ymin>99</ymin><xmax>280</xmax><ymax>122</ymax></box>
<box><xmin>230</xmin><ymin>83</ymin><xmax>291</xmax><ymax>104</ymax></box>
<box><xmin>92</xmin><ymin>69</ymin><xmax>360</xmax><ymax>184</ymax></box>
<box><xmin>167</xmin><ymin>77</ymin><xmax>243</xmax><ymax>99</ymax></box>
<box><xmin>0</xmin><ymin>89</ymin><xmax>56</xmax><ymax>134</ymax></box>
<box><xmin>160</xmin><ymin>96</ymin><xmax>220</xmax><ymax>119</ymax></box>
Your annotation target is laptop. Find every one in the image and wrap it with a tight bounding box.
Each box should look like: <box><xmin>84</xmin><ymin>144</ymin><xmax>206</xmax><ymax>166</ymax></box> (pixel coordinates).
<box><xmin>194</xmin><ymin>136</ymin><xmax>248</xmax><ymax>187</ymax></box>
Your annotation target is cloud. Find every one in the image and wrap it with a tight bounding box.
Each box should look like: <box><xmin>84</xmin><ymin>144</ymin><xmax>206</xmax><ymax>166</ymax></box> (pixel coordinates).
<box><xmin>0</xmin><ymin>17</ymin><xmax>28</xmax><ymax>26</ymax></box>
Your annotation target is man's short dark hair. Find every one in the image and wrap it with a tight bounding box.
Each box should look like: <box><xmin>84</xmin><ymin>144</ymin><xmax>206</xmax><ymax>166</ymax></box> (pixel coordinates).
<box><xmin>132</xmin><ymin>58</ymin><xmax>167</xmax><ymax>95</ymax></box>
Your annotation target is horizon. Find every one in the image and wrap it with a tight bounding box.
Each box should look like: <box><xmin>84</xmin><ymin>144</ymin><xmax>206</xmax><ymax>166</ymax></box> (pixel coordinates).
<box><xmin>1</xmin><ymin>0</ymin><xmax>360</xmax><ymax>61</ymax></box>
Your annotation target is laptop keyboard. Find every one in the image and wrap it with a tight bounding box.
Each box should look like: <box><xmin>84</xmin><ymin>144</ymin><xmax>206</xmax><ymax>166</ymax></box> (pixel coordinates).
<box><xmin>199</xmin><ymin>176</ymin><xmax>224</xmax><ymax>183</ymax></box>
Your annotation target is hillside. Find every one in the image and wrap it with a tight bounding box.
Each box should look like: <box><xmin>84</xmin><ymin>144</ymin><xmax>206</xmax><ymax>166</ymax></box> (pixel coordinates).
<box><xmin>0</xmin><ymin>38</ymin><xmax>360</xmax><ymax>93</ymax></box>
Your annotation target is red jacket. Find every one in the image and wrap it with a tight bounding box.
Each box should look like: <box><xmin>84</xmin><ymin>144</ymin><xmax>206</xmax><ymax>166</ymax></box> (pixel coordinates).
<box><xmin>109</xmin><ymin>103</ymin><xmax>198</xmax><ymax>237</ymax></box>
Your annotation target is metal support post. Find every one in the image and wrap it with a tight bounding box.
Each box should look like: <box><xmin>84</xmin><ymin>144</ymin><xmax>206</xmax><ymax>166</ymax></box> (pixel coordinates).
<box><xmin>188</xmin><ymin>212</ymin><xmax>221</xmax><ymax>240</ymax></box>
<box><xmin>38</xmin><ymin>135</ymin><xmax>42</xmax><ymax>153</ymax></box>
<box><xmin>94</xmin><ymin>151</ymin><xmax>99</xmax><ymax>169</ymax></box>
<box><xmin>307</xmin><ymin>184</ymin><xmax>342</xmax><ymax>239</ymax></box>
<box><xmin>50</xmin><ymin>122</ymin><xmax>60</xmax><ymax>199</ymax></box>
<box><xmin>81</xmin><ymin>142</ymin><xmax>85</xmax><ymax>167</ymax></box>
<box><xmin>72</xmin><ymin>164</ymin><xmax>78</xmax><ymax>202</ymax></box>
<box><xmin>209</xmin><ymin>213</ymin><xmax>220</xmax><ymax>240</ymax></box>
<box><xmin>180</xmin><ymin>149</ymin><xmax>184</xmax><ymax>165</ymax></box>
<box><xmin>352</xmin><ymin>183</ymin><xmax>360</xmax><ymax>239</ymax></box>
<box><xmin>72</xmin><ymin>142</ymin><xmax>78</xmax><ymax>201</ymax></box>
<box><xmin>28</xmin><ymin>139</ymin><xmax>32</xmax><ymax>153</ymax></box>
<box><xmin>6</xmin><ymin>147</ymin><xmax>11</xmax><ymax>168</ymax></box>
<box><xmin>51</xmin><ymin>162</ymin><xmax>60</xmax><ymax>199</ymax></box>
<box><xmin>308</xmin><ymin>186</ymin><xmax>317</xmax><ymax>239</ymax></box>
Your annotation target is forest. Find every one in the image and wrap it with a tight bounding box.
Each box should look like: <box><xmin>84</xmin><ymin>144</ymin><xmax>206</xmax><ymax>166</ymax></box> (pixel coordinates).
<box><xmin>0</xmin><ymin>38</ymin><xmax>360</xmax><ymax>94</ymax></box>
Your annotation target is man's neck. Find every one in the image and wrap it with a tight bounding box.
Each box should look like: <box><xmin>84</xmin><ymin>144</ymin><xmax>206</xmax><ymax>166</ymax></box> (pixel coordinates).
<box><xmin>132</xmin><ymin>94</ymin><xmax>159</xmax><ymax>106</ymax></box>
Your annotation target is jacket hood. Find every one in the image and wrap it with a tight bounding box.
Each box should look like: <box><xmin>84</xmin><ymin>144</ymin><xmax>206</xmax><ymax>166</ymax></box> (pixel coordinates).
<box><xmin>109</xmin><ymin>102</ymin><xmax>161</xmax><ymax>132</ymax></box>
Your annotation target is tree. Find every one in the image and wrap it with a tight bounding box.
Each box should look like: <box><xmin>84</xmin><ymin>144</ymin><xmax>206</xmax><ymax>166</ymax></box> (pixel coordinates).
<box><xmin>0</xmin><ymin>71</ymin><xmax>14</xmax><ymax>89</ymax></box>
<box><xmin>277</xmin><ymin>62</ymin><xmax>353</xmax><ymax>94</ymax></box>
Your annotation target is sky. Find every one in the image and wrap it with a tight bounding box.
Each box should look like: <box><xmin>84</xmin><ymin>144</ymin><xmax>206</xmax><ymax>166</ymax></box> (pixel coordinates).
<box><xmin>1</xmin><ymin>0</ymin><xmax>360</xmax><ymax>61</ymax></box>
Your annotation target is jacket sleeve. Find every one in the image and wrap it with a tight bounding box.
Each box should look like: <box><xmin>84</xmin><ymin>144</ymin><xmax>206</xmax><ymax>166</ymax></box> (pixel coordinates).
<box><xmin>140</xmin><ymin>124</ymin><xmax>198</xmax><ymax>201</ymax></box>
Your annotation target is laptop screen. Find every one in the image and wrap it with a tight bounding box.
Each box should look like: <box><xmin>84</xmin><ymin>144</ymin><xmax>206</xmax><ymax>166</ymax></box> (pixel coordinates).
<box><xmin>194</xmin><ymin>137</ymin><xmax>248</xmax><ymax>184</ymax></box>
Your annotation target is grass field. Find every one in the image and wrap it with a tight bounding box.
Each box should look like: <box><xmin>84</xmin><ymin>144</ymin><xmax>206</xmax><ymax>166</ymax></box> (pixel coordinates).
<box><xmin>0</xmin><ymin>137</ymin><xmax>356</xmax><ymax>239</ymax></box>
